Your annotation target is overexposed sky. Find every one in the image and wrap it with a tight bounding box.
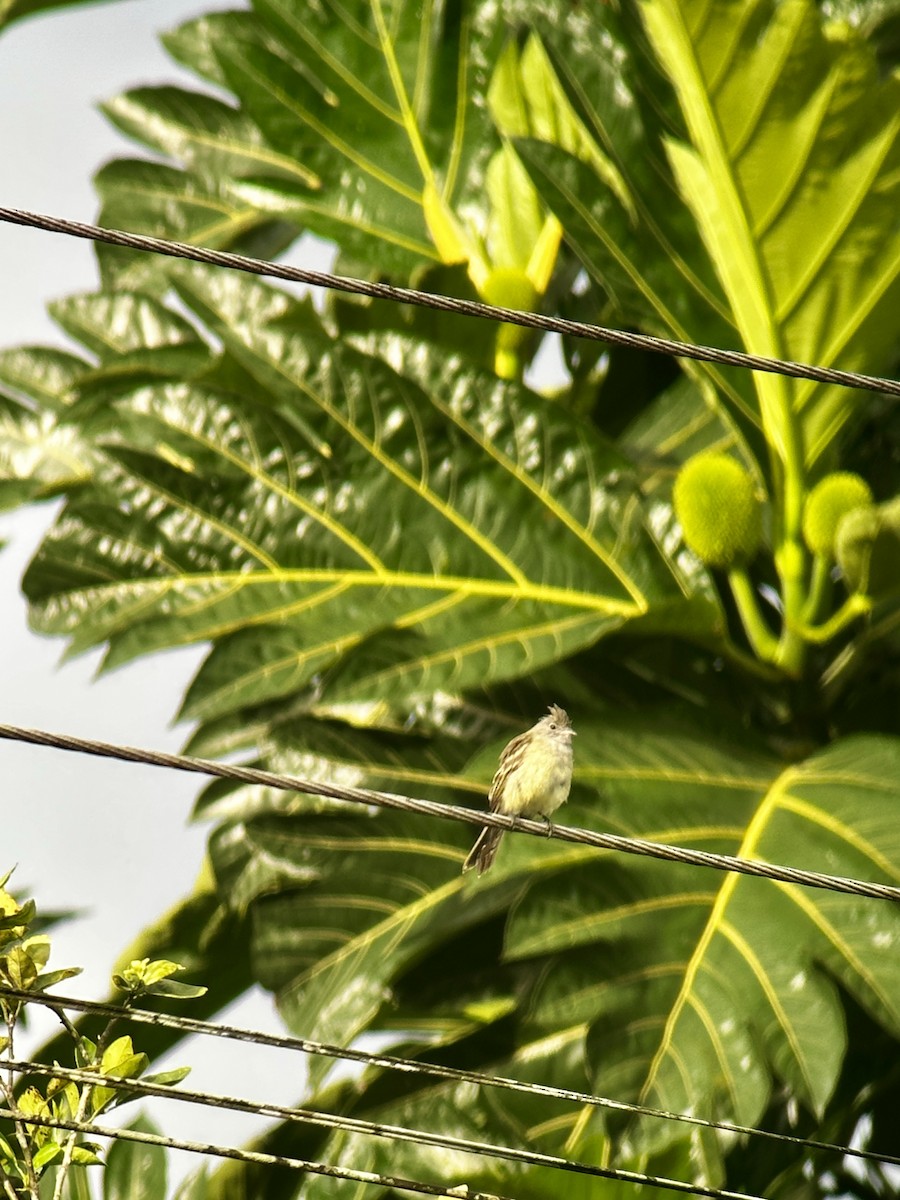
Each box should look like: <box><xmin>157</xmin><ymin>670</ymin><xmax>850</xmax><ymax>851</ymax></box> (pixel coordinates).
<box><xmin>0</xmin><ymin>0</ymin><xmax>306</xmax><ymax>1164</ymax></box>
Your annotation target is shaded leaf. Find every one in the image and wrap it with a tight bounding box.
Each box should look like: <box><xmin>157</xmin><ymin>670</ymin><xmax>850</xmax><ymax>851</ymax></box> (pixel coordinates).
<box><xmin>103</xmin><ymin>1114</ymin><xmax>166</xmax><ymax>1200</ymax></box>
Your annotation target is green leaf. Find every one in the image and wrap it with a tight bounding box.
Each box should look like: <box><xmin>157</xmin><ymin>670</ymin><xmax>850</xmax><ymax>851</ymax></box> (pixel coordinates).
<box><xmin>0</xmin><ymin>898</ymin><xmax>34</xmax><ymax>930</ymax></box>
<box><xmin>204</xmin><ymin>0</ymin><xmax>503</xmax><ymax>277</ymax></box>
<box><xmin>0</xmin><ymin>0</ymin><xmax>109</xmax><ymax>30</ymax></box>
<box><xmin>102</xmin><ymin>86</ymin><xmax>308</xmax><ymax>187</ymax></box>
<box><xmin>0</xmin><ymin>1135</ymin><xmax>21</xmax><ymax>1181</ymax></box>
<box><xmin>48</xmin><ymin>292</ymin><xmax>207</xmax><ymax>367</ymax></box>
<box><xmin>640</xmin><ymin>0</ymin><xmax>900</xmax><ymax>467</ymax></box>
<box><xmin>0</xmin><ymin>945</ymin><xmax>38</xmax><ymax>989</ymax></box>
<box><xmin>0</xmin><ymin>394</ymin><xmax>93</xmax><ymax>511</ymax></box>
<box><xmin>137</xmin><ymin>959</ymin><xmax>183</xmax><ymax>985</ymax></box>
<box><xmin>142</xmin><ymin>1067</ymin><xmax>190</xmax><ymax>1087</ymax></box>
<box><xmin>103</xmin><ymin>1114</ymin><xmax>166</xmax><ymax>1200</ymax></box>
<box><xmin>70</xmin><ymin>1144</ymin><xmax>103</xmax><ymax>1166</ymax></box>
<box><xmin>95</xmin><ymin>167</ymin><xmax>297</xmax><ymax>297</ymax></box>
<box><xmin>101</xmin><ymin>1036</ymin><xmax>147</xmax><ymax>1076</ymax></box>
<box><xmin>34</xmin><ymin>966</ymin><xmax>83</xmax><ymax>991</ymax></box>
<box><xmin>21</xmin><ymin>268</ymin><xmax>719</xmax><ymax>719</ymax></box>
<box><xmin>512</xmin><ymin>2</ymin><xmax>900</xmax><ymax>479</ymax></box>
<box><xmin>92</xmin><ymin>1038</ymin><xmax>149</xmax><ymax>1114</ymax></box>
<box><xmin>526</xmin><ymin>733</ymin><xmax>900</xmax><ymax>1180</ymax></box>
<box><xmin>142</xmin><ymin>978</ymin><xmax>207</xmax><ymax>999</ymax></box>
<box><xmin>204</xmin><ymin>703</ymin><xmax>900</xmax><ymax>1186</ymax></box>
<box><xmin>32</xmin><ymin>1141</ymin><xmax>64</xmax><ymax>1171</ymax></box>
<box><xmin>0</xmin><ymin>346</ymin><xmax>88</xmax><ymax>412</ymax></box>
<box><xmin>172</xmin><ymin>1169</ymin><xmax>208</xmax><ymax>1200</ymax></box>
<box><xmin>619</xmin><ymin>376</ymin><xmax>739</xmax><ymax>471</ymax></box>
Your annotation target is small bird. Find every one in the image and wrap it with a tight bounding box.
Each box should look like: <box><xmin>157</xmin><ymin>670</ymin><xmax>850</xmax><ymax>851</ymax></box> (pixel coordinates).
<box><xmin>463</xmin><ymin>705</ymin><xmax>576</xmax><ymax>876</ymax></box>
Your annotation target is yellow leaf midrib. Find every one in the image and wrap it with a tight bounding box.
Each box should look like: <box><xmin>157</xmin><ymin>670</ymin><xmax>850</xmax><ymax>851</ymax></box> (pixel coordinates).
<box><xmin>637</xmin><ymin>761</ymin><xmax>800</xmax><ymax>1106</ymax></box>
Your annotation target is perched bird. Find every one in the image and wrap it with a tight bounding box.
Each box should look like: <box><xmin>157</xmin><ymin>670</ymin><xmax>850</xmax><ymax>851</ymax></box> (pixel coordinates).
<box><xmin>463</xmin><ymin>705</ymin><xmax>575</xmax><ymax>876</ymax></box>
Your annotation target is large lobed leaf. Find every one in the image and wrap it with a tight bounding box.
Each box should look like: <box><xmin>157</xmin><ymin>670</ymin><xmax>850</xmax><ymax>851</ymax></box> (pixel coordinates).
<box><xmin>9</xmin><ymin>3</ymin><xmax>900</xmax><ymax>1197</ymax></box>
<box><xmin>511</xmin><ymin>0</ymin><xmax>900</xmax><ymax>473</ymax></box>
<box><xmin>22</xmin><ymin>267</ymin><xmax>717</xmax><ymax>719</ymax></box>
<box><xmin>0</xmin><ymin>0</ymin><xmax>118</xmax><ymax>29</ymax></box>
<box><xmin>199</xmin><ymin>707</ymin><xmax>900</xmax><ymax>1191</ymax></box>
<box><xmin>87</xmin><ymin>0</ymin><xmax>508</xmax><ymax>292</ymax></box>
<box><xmin>644</xmin><ymin>0</ymin><xmax>900</xmax><ymax>468</ymax></box>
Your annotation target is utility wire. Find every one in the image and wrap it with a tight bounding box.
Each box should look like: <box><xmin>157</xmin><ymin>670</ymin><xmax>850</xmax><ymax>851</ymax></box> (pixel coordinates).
<box><xmin>1</xmin><ymin>205</ymin><xmax>898</xmax><ymax>399</ymax></box>
<box><xmin>0</xmin><ymin>1059</ymin><xmax>763</xmax><ymax>1200</ymax></box>
<box><xmin>0</xmin><ymin>206</ymin><xmax>894</xmax><ymax>1195</ymax></box>
<box><xmin>0</xmin><ymin>1103</ymin><xmax>775</xmax><ymax>1200</ymax></box>
<box><xmin>4</xmin><ymin>988</ymin><xmax>899</xmax><ymax>1173</ymax></box>
<box><xmin>0</xmin><ymin>1105</ymin><xmax>519</xmax><ymax>1200</ymax></box>
<box><xmin>0</xmin><ymin>722</ymin><xmax>898</xmax><ymax>902</ymax></box>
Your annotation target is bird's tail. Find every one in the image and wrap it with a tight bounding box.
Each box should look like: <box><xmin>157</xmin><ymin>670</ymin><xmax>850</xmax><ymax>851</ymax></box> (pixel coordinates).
<box><xmin>462</xmin><ymin>827</ymin><xmax>504</xmax><ymax>875</ymax></box>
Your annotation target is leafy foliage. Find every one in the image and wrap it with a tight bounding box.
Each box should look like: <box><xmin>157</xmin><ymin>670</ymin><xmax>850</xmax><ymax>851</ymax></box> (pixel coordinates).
<box><xmin>5</xmin><ymin>1</ymin><xmax>900</xmax><ymax>1198</ymax></box>
<box><xmin>0</xmin><ymin>875</ymin><xmax>202</xmax><ymax>1198</ymax></box>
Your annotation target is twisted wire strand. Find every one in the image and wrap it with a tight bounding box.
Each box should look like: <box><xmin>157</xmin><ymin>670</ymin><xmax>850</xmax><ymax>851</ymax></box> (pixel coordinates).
<box><xmin>1</xmin><ymin>723</ymin><xmax>898</xmax><ymax>901</ymax></box>
<box><xmin>2</xmin><ymin>988</ymin><xmax>898</xmax><ymax>1173</ymax></box>
<box><xmin>1</xmin><ymin>206</ymin><xmax>898</xmax><ymax>398</ymax></box>
<box><xmin>0</xmin><ymin>1059</ymin><xmax>764</xmax><ymax>1200</ymax></box>
<box><xmin>0</xmin><ymin>1103</ymin><xmax>518</xmax><ymax>1200</ymax></box>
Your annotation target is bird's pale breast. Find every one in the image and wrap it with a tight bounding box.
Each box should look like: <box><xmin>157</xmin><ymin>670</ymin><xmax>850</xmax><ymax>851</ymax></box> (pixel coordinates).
<box><xmin>502</xmin><ymin>736</ymin><xmax>573</xmax><ymax>817</ymax></box>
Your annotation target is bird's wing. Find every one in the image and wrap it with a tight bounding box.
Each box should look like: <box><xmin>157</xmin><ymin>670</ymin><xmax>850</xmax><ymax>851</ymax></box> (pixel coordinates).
<box><xmin>487</xmin><ymin>730</ymin><xmax>530</xmax><ymax>810</ymax></box>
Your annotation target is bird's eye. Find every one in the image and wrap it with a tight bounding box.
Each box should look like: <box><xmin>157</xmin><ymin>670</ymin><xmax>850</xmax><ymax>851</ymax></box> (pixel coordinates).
<box><xmin>549</xmin><ymin>722</ymin><xmax>557</xmax><ymax>730</ymax></box>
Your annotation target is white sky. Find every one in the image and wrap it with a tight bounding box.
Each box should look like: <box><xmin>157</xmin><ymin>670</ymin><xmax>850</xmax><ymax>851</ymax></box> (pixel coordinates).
<box><xmin>0</xmin><ymin>0</ymin><xmax>310</xmax><ymax>1170</ymax></box>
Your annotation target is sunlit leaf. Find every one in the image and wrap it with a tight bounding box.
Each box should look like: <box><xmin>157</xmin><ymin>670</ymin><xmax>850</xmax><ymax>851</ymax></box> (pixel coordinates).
<box><xmin>21</xmin><ymin>268</ymin><xmax>717</xmax><ymax>719</ymax></box>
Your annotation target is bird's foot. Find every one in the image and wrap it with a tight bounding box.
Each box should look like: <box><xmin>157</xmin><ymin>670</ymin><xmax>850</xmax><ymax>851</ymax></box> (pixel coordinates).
<box><xmin>540</xmin><ymin>815</ymin><xmax>553</xmax><ymax>838</ymax></box>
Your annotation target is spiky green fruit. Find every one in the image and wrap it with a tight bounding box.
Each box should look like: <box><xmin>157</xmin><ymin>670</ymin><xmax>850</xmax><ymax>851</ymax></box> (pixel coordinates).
<box><xmin>673</xmin><ymin>453</ymin><xmax>762</xmax><ymax>569</ymax></box>
<box><xmin>836</xmin><ymin>497</ymin><xmax>900</xmax><ymax>595</ymax></box>
<box><xmin>802</xmin><ymin>472</ymin><xmax>873</xmax><ymax>559</ymax></box>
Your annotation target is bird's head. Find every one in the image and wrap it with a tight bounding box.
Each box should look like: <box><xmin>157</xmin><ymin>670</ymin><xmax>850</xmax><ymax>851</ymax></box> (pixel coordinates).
<box><xmin>541</xmin><ymin>704</ymin><xmax>575</xmax><ymax>740</ymax></box>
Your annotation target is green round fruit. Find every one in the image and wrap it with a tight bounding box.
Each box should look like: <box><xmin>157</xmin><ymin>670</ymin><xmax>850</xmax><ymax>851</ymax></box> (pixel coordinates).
<box><xmin>802</xmin><ymin>472</ymin><xmax>873</xmax><ymax>559</ymax></box>
<box><xmin>673</xmin><ymin>452</ymin><xmax>762</xmax><ymax>569</ymax></box>
<box><xmin>836</xmin><ymin>497</ymin><xmax>900</xmax><ymax>595</ymax></box>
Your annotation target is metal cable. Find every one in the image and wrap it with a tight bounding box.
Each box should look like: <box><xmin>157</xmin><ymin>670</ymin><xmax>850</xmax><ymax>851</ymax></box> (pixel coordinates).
<box><xmin>2</xmin><ymin>988</ymin><xmax>898</xmax><ymax>1173</ymax></box>
<box><xmin>0</xmin><ymin>1104</ymin><xmax>515</xmax><ymax>1200</ymax></box>
<box><xmin>0</xmin><ymin>205</ymin><xmax>898</xmax><ymax>398</ymax></box>
<box><xmin>0</xmin><ymin>722</ymin><xmax>898</xmax><ymax>901</ymax></box>
<box><xmin>0</xmin><ymin>1102</ymin><xmax>776</xmax><ymax>1200</ymax></box>
<box><xmin>0</xmin><ymin>1059</ymin><xmax>762</xmax><ymax>1200</ymax></box>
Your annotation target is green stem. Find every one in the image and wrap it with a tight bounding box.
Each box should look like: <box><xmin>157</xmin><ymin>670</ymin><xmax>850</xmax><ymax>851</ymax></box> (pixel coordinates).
<box><xmin>801</xmin><ymin>554</ymin><xmax>832</xmax><ymax>624</ymax></box>
<box><xmin>494</xmin><ymin>341</ymin><xmax>522</xmax><ymax>381</ymax></box>
<box><xmin>727</xmin><ymin>568</ymin><xmax>780</xmax><ymax>662</ymax></box>
<box><xmin>791</xmin><ymin>593</ymin><xmax>871</xmax><ymax>644</ymax></box>
<box><xmin>0</xmin><ymin>1167</ymin><xmax>19</xmax><ymax>1200</ymax></box>
<box><xmin>3</xmin><ymin>1013</ymin><xmax>38</xmax><ymax>1199</ymax></box>
<box><xmin>718</xmin><ymin>636</ymin><xmax>784</xmax><ymax>682</ymax></box>
<box><xmin>51</xmin><ymin>1011</ymin><xmax>122</xmax><ymax>1200</ymax></box>
<box><xmin>768</xmin><ymin>378</ymin><xmax>808</xmax><ymax>676</ymax></box>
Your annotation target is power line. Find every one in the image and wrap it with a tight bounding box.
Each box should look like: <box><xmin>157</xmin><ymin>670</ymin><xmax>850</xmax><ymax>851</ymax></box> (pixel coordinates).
<box><xmin>0</xmin><ymin>1103</ymin><xmax>776</xmax><ymax>1200</ymax></box>
<box><xmin>0</xmin><ymin>205</ymin><xmax>898</xmax><ymax>399</ymax></box>
<box><xmin>4</xmin><ymin>988</ymin><xmax>899</xmax><ymax>1174</ymax></box>
<box><xmin>0</xmin><ymin>722</ymin><xmax>898</xmax><ymax>902</ymax></box>
<box><xmin>0</xmin><ymin>1059</ymin><xmax>763</xmax><ymax>1200</ymax></box>
<box><xmin>0</xmin><ymin>1104</ymin><xmax>519</xmax><ymax>1200</ymax></box>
